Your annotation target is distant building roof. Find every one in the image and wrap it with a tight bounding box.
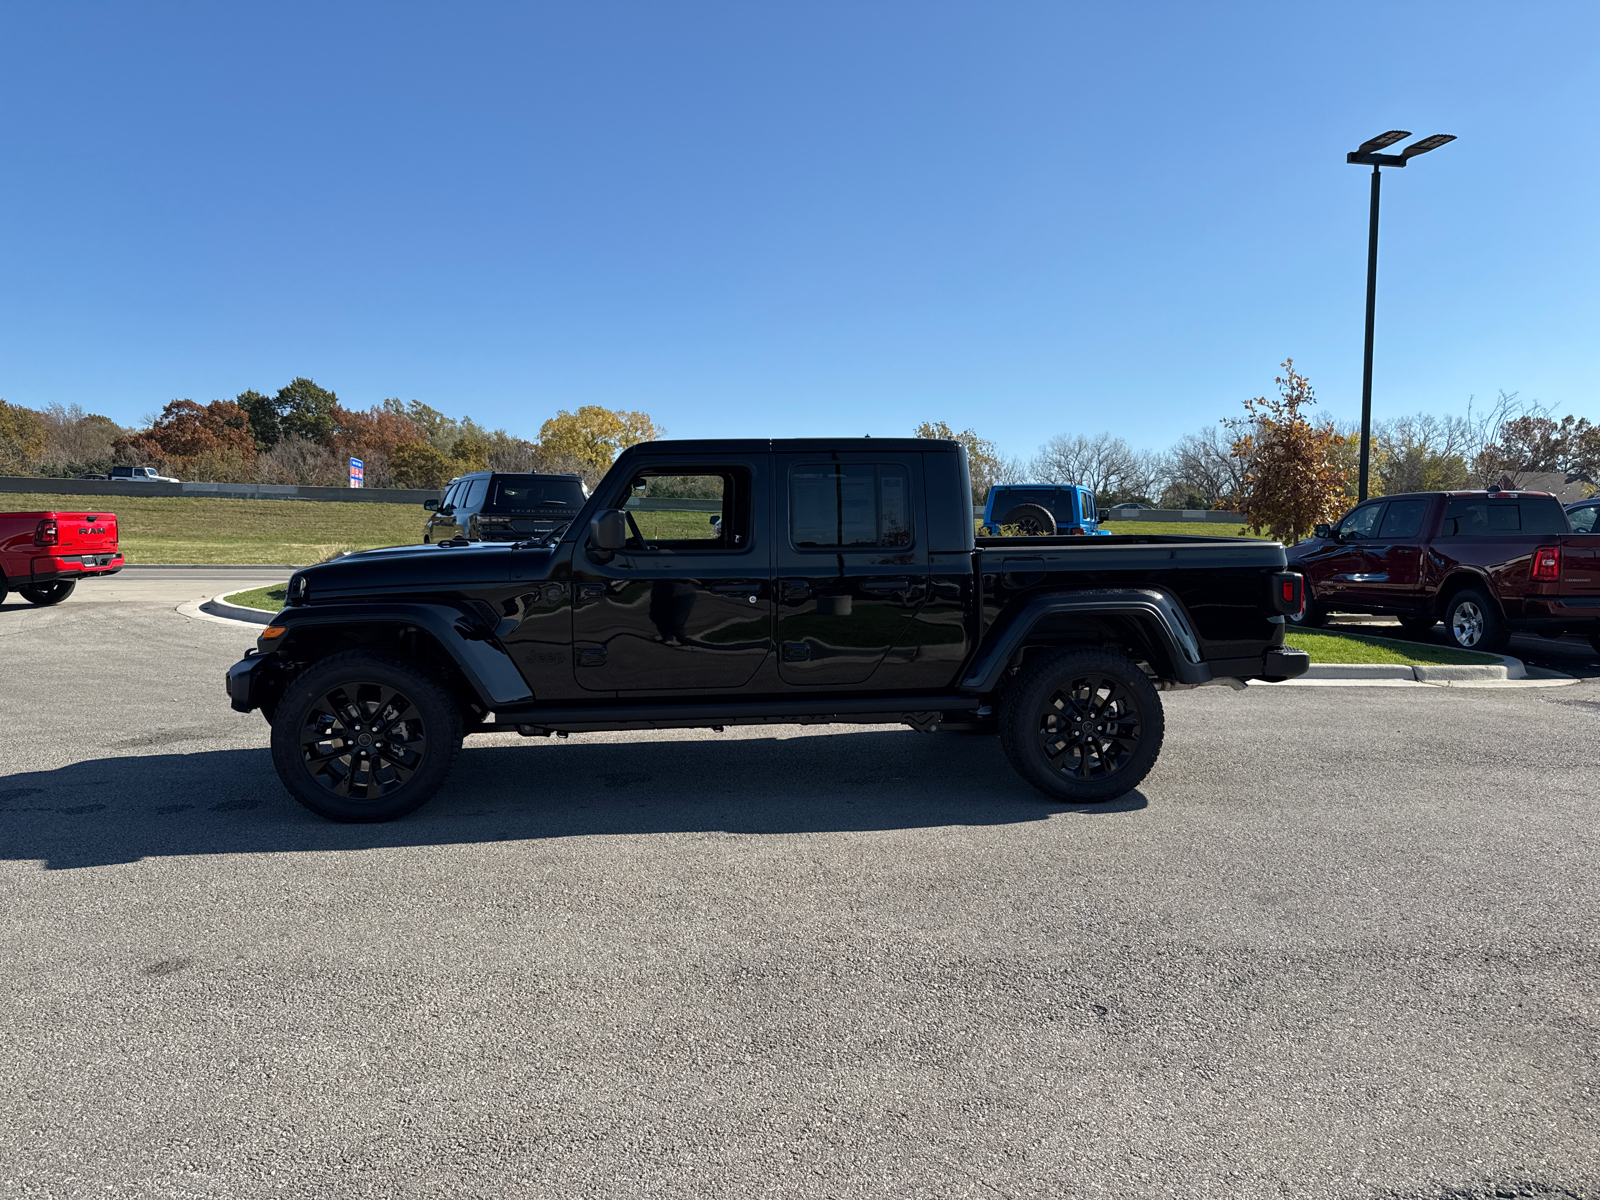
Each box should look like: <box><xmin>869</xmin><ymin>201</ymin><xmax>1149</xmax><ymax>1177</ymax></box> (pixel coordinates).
<box><xmin>1494</xmin><ymin>470</ymin><xmax>1593</xmax><ymax>504</ymax></box>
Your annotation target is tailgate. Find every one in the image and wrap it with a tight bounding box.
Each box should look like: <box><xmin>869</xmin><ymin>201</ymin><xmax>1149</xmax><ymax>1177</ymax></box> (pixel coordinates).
<box><xmin>1557</xmin><ymin>534</ymin><xmax>1600</xmax><ymax>600</ymax></box>
<box><xmin>51</xmin><ymin>512</ymin><xmax>120</xmax><ymax>554</ymax></box>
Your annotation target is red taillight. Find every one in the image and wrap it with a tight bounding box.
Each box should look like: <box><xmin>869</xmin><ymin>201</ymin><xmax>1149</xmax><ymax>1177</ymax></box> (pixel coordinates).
<box><xmin>1531</xmin><ymin>545</ymin><xmax>1561</xmax><ymax>582</ymax></box>
<box><xmin>34</xmin><ymin>518</ymin><xmax>58</xmax><ymax>547</ymax></box>
<box><xmin>1065</xmin><ymin>526</ymin><xmax>1086</xmax><ymax>536</ymax></box>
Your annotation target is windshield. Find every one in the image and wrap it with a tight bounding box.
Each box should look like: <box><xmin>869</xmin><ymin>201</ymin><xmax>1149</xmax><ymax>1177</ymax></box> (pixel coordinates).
<box><xmin>484</xmin><ymin>475</ymin><xmax>587</xmax><ymax>512</ymax></box>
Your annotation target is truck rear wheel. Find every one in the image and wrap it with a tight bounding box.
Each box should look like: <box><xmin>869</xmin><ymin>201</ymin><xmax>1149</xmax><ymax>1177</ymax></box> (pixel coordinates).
<box><xmin>1001</xmin><ymin>504</ymin><xmax>1056</xmax><ymax>536</ymax></box>
<box><xmin>999</xmin><ymin>647</ymin><xmax>1164</xmax><ymax>804</ymax></box>
<box><xmin>19</xmin><ymin>580</ymin><xmax>75</xmax><ymax>606</ymax></box>
<box><xmin>270</xmin><ymin>650</ymin><xmax>464</xmax><ymax>823</ymax></box>
<box><xmin>1444</xmin><ymin>588</ymin><xmax>1508</xmax><ymax>653</ymax></box>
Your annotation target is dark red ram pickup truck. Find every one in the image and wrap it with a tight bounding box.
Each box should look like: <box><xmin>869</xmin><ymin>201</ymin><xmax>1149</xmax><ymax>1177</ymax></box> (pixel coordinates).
<box><xmin>0</xmin><ymin>510</ymin><xmax>123</xmax><ymax>606</ymax></box>
<box><xmin>1286</xmin><ymin>488</ymin><xmax>1600</xmax><ymax>653</ymax></box>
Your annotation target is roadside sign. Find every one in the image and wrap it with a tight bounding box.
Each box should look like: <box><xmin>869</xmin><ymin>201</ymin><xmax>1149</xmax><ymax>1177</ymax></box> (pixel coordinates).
<box><xmin>349</xmin><ymin>458</ymin><xmax>364</xmax><ymax>488</ymax></box>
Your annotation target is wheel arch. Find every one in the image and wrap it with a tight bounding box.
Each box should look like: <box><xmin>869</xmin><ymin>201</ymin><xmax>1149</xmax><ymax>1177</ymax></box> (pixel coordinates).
<box><xmin>263</xmin><ymin>603</ymin><xmax>534</xmax><ymax>720</ymax></box>
<box><xmin>961</xmin><ymin>589</ymin><xmax>1210</xmax><ymax>692</ymax></box>
<box><xmin>1434</xmin><ymin>570</ymin><xmax>1500</xmax><ymax>617</ymax></box>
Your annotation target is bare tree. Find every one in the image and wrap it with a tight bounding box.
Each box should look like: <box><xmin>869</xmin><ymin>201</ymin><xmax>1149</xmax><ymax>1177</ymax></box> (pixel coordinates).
<box><xmin>1163</xmin><ymin>425</ymin><xmax>1248</xmax><ymax>508</ymax></box>
<box><xmin>1030</xmin><ymin>433</ymin><xmax>1142</xmax><ymax>497</ymax></box>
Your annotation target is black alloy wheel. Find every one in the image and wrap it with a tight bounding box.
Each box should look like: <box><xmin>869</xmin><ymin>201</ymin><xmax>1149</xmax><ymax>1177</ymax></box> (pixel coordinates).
<box><xmin>999</xmin><ymin>647</ymin><xmax>1164</xmax><ymax>803</ymax></box>
<box><xmin>1001</xmin><ymin>503</ymin><xmax>1056</xmax><ymax>537</ymax></box>
<box><xmin>18</xmin><ymin>580</ymin><xmax>76</xmax><ymax>606</ymax></box>
<box><xmin>270</xmin><ymin>651</ymin><xmax>463</xmax><ymax>822</ymax></box>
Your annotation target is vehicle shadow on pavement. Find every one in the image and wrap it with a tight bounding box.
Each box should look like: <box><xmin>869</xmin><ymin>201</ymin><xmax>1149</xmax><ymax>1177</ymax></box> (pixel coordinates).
<box><xmin>0</xmin><ymin>731</ymin><xmax>1147</xmax><ymax>870</ymax></box>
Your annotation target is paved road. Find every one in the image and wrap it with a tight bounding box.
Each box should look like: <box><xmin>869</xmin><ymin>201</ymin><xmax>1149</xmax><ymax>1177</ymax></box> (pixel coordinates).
<box><xmin>3</xmin><ymin>581</ymin><xmax>1597</xmax><ymax>1200</ymax></box>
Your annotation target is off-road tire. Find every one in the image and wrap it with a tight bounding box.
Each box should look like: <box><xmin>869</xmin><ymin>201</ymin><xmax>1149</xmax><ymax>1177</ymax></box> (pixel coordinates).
<box><xmin>999</xmin><ymin>647</ymin><xmax>1164</xmax><ymax>804</ymax></box>
<box><xmin>0</xmin><ymin>575</ymin><xmax>8</xmax><ymax>605</ymax></box>
<box><xmin>270</xmin><ymin>650</ymin><xmax>464</xmax><ymax>823</ymax></box>
<box><xmin>1001</xmin><ymin>504</ymin><xmax>1056</xmax><ymax>537</ymax></box>
<box><xmin>19</xmin><ymin>580</ymin><xmax>76</xmax><ymax>606</ymax></box>
<box><xmin>1397</xmin><ymin>615</ymin><xmax>1437</xmax><ymax>639</ymax></box>
<box><xmin>1443</xmin><ymin>588</ymin><xmax>1509</xmax><ymax>653</ymax></box>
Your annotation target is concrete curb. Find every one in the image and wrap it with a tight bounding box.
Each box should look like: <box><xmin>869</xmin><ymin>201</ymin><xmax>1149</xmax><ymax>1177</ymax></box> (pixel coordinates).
<box><xmin>1299</xmin><ymin>653</ymin><xmax>1525</xmax><ymax>683</ymax></box>
<box><xmin>203</xmin><ymin>594</ymin><xmax>276</xmax><ymax>624</ymax></box>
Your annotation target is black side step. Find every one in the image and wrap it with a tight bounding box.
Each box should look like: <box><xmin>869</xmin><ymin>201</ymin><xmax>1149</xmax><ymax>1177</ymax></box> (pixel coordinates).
<box><xmin>485</xmin><ymin>695</ymin><xmax>982</xmax><ymax>735</ymax></box>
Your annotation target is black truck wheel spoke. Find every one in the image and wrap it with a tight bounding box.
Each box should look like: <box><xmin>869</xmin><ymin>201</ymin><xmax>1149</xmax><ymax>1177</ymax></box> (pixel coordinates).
<box><xmin>297</xmin><ymin>679</ymin><xmax>428</xmax><ymax>803</ymax></box>
<box><xmin>1037</xmin><ymin>674</ymin><xmax>1142</xmax><ymax>782</ymax></box>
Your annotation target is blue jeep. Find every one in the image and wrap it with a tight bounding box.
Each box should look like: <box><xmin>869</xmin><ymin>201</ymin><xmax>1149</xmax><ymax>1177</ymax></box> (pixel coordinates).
<box><xmin>980</xmin><ymin>484</ymin><xmax>1108</xmax><ymax>537</ymax></box>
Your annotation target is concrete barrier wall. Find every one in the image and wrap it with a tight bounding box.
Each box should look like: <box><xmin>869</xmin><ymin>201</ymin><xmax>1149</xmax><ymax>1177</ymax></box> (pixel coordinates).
<box><xmin>0</xmin><ymin>476</ymin><xmax>440</xmax><ymax>506</ymax></box>
<box><xmin>971</xmin><ymin>504</ymin><xmax>1244</xmax><ymax>524</ymax></box>
<box><xmin>1102</xmin><ymin>509</ymin><xmax>1245</xmax><ymax>524</ymax></box>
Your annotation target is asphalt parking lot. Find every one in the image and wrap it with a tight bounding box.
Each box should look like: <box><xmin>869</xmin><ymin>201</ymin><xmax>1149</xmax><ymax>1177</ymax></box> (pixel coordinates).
<box><xmin>3</xmin><ymin>573</ymin><xmax>1598</xmax><ymax>1200</ymax></box>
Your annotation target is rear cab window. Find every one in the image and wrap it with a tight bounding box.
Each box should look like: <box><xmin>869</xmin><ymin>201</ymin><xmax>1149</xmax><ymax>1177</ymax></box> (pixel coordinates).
<box><xmin>487</xmin><ymin>476</ymin><xmax>586</xmax><ymax>512</ymax></box>
<box><xmin>1441</xmin><ymin>496</ymin><xmax>1567</xmax><ymax>537</ymax></box>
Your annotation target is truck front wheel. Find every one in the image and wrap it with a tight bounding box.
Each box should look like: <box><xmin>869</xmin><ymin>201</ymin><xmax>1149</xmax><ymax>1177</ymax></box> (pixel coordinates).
<box><xmin>999</xmin><ymin>647</ymin><xmax>1164</xmax><ymax>804</ymax></box>
<box><xmin>270</xmin><ymin>650</ymin><xmax>464</xmax><ymax>823</ymax></box>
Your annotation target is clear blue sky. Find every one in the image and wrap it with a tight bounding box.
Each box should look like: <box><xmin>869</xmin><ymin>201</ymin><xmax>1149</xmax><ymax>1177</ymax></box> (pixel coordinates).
<box><xmin>2</xmin><ymin>2</ymin><xmax>1596</xmax><ymax>459</ymax></box>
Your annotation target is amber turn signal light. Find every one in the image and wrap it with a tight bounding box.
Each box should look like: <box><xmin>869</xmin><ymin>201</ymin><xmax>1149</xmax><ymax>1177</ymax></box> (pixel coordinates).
<box><xmin>259</xmin><ymin>625</ymin><xmax>288</xmax><ymax>639</ymax></box>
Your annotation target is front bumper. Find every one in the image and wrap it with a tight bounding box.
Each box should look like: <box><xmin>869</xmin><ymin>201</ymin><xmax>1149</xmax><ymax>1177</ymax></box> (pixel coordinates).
<box><xmin>225</xmin><ymin>652</ymin><xmax>266</xmax><ymax>713</ymax></box>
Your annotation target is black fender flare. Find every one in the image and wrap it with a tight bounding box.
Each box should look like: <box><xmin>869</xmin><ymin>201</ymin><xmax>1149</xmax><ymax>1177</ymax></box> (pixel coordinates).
<box><xmin>960</xmin><ymin>588</ymin><xmax>1211</xmax><ymax>691</ymax></box>
<box><xmin>267</xmin><ymin>602</ymin><xmax>534</xmax><ymax>708</ymax></box>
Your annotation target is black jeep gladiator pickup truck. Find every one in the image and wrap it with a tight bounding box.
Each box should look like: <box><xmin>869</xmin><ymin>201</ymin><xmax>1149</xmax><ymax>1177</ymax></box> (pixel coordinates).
<box><xmin>226</xmin><ymin>439</ymin><xmax>1309</xmax><ymax>822</ymax></box>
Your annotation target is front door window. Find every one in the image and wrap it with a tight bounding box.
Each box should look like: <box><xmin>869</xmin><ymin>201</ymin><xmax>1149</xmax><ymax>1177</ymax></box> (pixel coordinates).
<box><xmin>570</xmin><ymin>464</ymin><xmax>771</xmax><ymax>692</ymax></box>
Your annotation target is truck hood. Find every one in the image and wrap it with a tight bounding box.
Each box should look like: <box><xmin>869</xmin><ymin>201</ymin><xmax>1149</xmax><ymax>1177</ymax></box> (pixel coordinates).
<box><xmin>293</xmin><ymin>541</ymin><xmax>557</xmax><ymax>600</ymax></box>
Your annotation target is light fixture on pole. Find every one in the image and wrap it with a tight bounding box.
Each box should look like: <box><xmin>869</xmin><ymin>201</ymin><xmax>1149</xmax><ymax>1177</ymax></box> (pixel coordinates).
<box><xmin>1346</xmin><ymin>129</ymin><xmax>1456</xmax><ymax>500</ymax></box>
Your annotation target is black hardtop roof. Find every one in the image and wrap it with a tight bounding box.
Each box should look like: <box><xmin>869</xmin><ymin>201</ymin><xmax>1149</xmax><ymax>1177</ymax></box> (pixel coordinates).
<box><xmin>623</xmin><ymin>437</ymin><xmax>960</xmax><ymax>455</ymax></box>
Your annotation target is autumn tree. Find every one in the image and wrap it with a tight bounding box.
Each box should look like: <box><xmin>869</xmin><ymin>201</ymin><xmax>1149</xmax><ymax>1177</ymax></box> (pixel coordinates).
<box><xmin>538</xmin><ymin>406</ymin><xmax>662</xmax><ymax>474</ymax></box>
<box><xmin>275</xmin><ymin>378</ymin><xmax>339</xmax><ymax>444</ymax></box>
<box><xmin>913</xmin><ymin>421</ymin><xmax>1009</xmax><ymax>502</ymax></box>
<box><xmin>390</xmin><ymin>441</ymin><xmax>455</xmax><ymax>489</ymax></box>
<box><xmin>0</xmin><ymin>399</ymin><xmax>50</xmax><ymax>472</ymax></box>
<box><xmin>114</xmin><ymin>399</ymin><xmax>256</xmax><ymax>462</ymax></box>
<box><xmin>235</xmin><ymin>390</ymin><xmax>281</xmax><ymax>451</ymax></box>
<box><xmin>1225</xmin><ymin>361</ymin><xmax>1351</xmax><ymax>543</ymax></box>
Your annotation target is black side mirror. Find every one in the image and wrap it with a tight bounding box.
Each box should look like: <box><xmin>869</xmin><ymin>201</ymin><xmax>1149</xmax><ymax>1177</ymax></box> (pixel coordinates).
<box><xmin>423</xmin><ymin>499</ymin><xmax>439</xmax><ymax>511</ymax></box>
<box><xmin>588</xmin><ymin>510</ymin><xmax>628</xmax><ymax>562</ymax></box>
<box><xmin>1312</xmin><ymin>523</ymin><xmax>1332</xmax><ymax>540</ymax></box>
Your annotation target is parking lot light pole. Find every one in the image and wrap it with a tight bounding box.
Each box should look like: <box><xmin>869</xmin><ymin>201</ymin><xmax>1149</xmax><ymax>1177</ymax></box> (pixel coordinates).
<box><xmin>1346</xmin><ymin>130</ymin><xmax>1457</xmax><ymax>500</ymax></box>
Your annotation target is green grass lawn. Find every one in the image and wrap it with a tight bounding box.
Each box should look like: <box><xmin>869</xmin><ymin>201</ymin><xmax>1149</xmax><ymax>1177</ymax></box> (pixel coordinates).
<box><xmin>2</xmin><ymin>491</ymin><xmax>427</xmax><ymax>565</ymax></box>
<box><xmin>1100</xmin><ymin>520</ymin><xmax>1269</xmax><ymax>539</ymax></box>
<box><xmin>225</xmin><ymin>583</ymin><xmax>289</xmax><ymax>612</ymax></box>
<box><xmin>1285</xmin><ymin>629</ymin><xmax>1502</xmax><ymax>666</ymax></box>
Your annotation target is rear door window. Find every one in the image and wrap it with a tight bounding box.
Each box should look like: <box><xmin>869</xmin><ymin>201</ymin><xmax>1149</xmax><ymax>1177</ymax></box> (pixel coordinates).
<box><xmin>1377</xmin><ymin>499</ymin><xmax>1427</xmax><ymax>539</ymax></box>
<box><xmin>790</xmin><ymin>464</ymin><xmax>912</xmax><ymax>548</ymax></box>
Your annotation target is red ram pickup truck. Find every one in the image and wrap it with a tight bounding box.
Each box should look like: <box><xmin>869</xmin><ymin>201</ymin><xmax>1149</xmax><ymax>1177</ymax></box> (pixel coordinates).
<box><xmin>0</xmin><ymin>510</ymin><xmax>123</xmax><ymax>606</ymax></box>
<box><xmin>1286</xmin><ymin>488</ymin><xmax>1600</xmax><ymax>653</ymax></box>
